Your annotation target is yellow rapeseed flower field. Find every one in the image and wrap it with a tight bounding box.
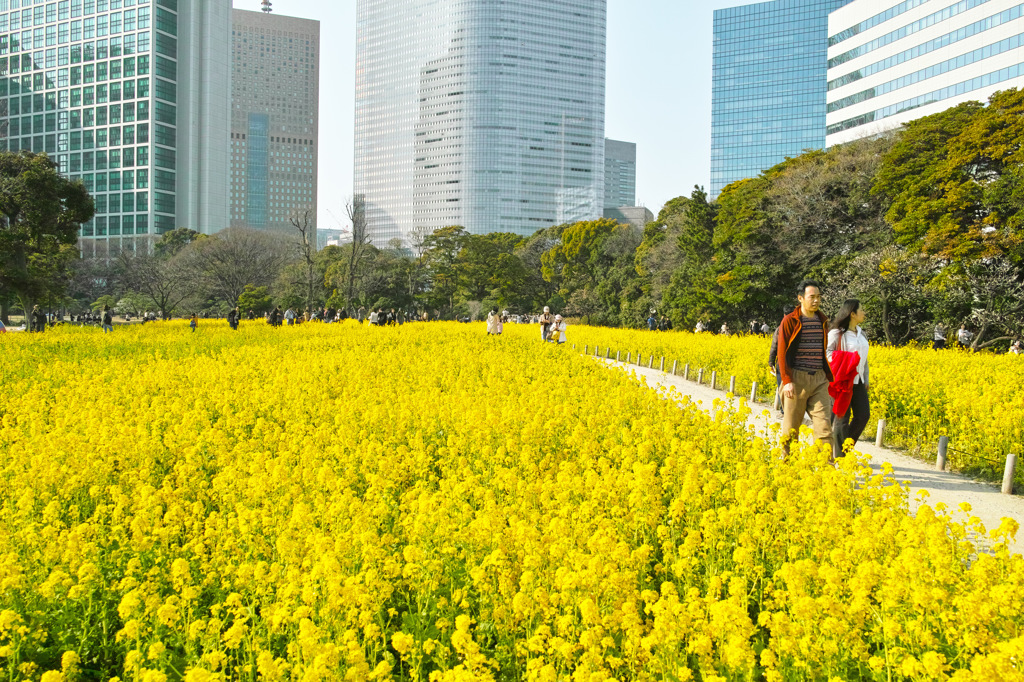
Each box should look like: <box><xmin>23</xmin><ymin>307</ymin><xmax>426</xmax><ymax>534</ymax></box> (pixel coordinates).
<box><xmin>0</xmin><ymin>321</ymin><xmax>1022</xmax><ymax>681</ymax></box>
<box><xmin>565</xmin><ymin>326</ymin><xmax>1024</xmax><ymax>483</ymax></box>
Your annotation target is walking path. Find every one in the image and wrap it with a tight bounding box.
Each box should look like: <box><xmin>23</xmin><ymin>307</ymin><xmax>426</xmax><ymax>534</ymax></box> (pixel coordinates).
<box><xmin>594</xmin><ymin>356</ymin><xmax>1024</xmax><ymax>554</ymax></box>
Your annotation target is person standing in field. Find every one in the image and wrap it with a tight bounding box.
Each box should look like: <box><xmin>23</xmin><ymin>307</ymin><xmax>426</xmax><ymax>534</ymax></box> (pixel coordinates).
<box><xmin>486</xmin><ymin>308</ymin><xmax>500</xmax><ymax>336</ymax></box>
<box><xmin>827</xmin><ymin>299</ymin><xmax>870</xmax><ymax>455</ymax></box>
<box><xmin>190</xmin><ymin>314</ymin><xmax>198</xmax><ymax>333</ymax></box>
<box><xmin>957</xmin><ymin>324</ymin><xmax>973</xmax><ymax>349</ymax></box>
<box><xmin>550</xmin><ymin>315</ymin><xmax>567</xmax><ymax>344</ymax></box>
<box><xmin>284</xmin><ymin>308</ymin><xmax>296</xmax><ymax>326</ymax></box>
<box><xmin>539</xmin><ymin>306</ymin><xmax>554</xmax><ymax>342</ymax></box>
<box><xmin>776</xmin><ymin>280</ymin><xmax>834</xmax><ymax>459</ymax></box>
<box><xmin>228</xmin><ymin>307</ymin><xmax>240</xmax><ymax>330</ymax></box>
<box><xmin>933</xmin><ymin>323</ymin><xmax>947</xmax><ymax>350</ymax></box>
<box><xmin>102</xmin><ymin>305</ymin><xmax>114</xmax><ymax>333</ymax></box>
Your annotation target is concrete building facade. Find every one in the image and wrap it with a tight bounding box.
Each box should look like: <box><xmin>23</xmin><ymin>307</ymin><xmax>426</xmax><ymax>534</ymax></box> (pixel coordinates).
<box><xmin>0</xmin><ymin>0</ymin><xmax>231</xmax><ymax>252</ymax></box>
<box><xmin>826</xmin><ymin>0</ymin><xmax>1024</xmax><ymax>146</ymax></box>
<box><xmin>230</xmin><ymin>8</ymin><xmax>318</xmax><ymax>233</ymax></box>
<box><xmin>354</xmin><ymin>0</ymin><xmax>607</xmax><ymax>245</ymax></box>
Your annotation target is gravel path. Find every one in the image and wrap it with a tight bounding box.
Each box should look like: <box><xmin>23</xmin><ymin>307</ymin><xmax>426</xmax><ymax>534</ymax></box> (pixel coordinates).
<box><xmin>594</xmin><ymin>356</ymin><xmax>1024</xmax><ymax>555</ymax></box>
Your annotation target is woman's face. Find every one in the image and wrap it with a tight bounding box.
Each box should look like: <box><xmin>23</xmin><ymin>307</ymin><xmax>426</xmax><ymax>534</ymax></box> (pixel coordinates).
<box><xmin>851</xmin><ymin>305</ymin><xmax>866</xmax><ymax>326</ymax></box>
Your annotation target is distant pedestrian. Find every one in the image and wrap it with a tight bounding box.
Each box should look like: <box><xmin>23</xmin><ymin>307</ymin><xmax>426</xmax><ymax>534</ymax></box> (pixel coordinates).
<box><xmin>284</xmin><ymin>308</ymin><xmax>296</xmax><ymax>326</ymax></box>
<box><xmin>550</xmin><ymin>315</ymin><xmax>567</xmax><ymax>344</ymax></box>
<box><xmin>827</xmin><ymin>299</ymin><xmax>871</xmax><ymax>456</ymax></box>
<box><xmin>933</xmin><ymin>323</ymin><xmax>946</xmax><ymax>350</ymax></box>
<box><xmin>720</xmin><ymin>323</ymin><xmax>730</xmax><ymax>335</ymax></box>
<box><xmin>247</xmin><ymin>309</ymin><xmax>256</xmax><ymax>321</ymax></box>
<box><xmin>486</xmin><ymin>308</ymin><xmax>501</xmax><ymax>336</ymax></box>
<box><xmin>270</xmin><ymin>307</ymin><xmax>282</xmax><ymax>327</ymax></box>
<box><xmin>1010</xmin><ymin>340</ymin><xmax>1022</xmax><ymax>355</ymax></box>
<box><xmin>647</xmin><ymin>311</ymin><xmax>658</xmax><ymax>331</ymax></box>
<box><xmin>539</xmin><ymin>306</ymin><xmax>554</xmax><ymax>341</ymax></box>
<box><xmin>31</xmin><ymin>305</ymin><xmax>46</xmax><ymax>333</ymax></box>
<box><xmin>761</xmin><ymin>321</ymin><xmax>770</xmax><ymax>336</ymax></box>
<box><xmin>695</xmin><ymin>320</ymin><xmax>705</xmax><ymax>333</ymax></box>
<box><xmin>750</xmin><ymin>320</ymin><xmax>759</xmax><ymax>336</ymax></box>
<box><xmin>190</xmin><ymin>314</ymin><xmax>198</xmax><ymax>332</ymax></box>
<box><xmin>228</xmin><ymin>307</ymin><xmax>240</xmax><ymax>330</ymax></box>
<box><xmin>102</xmin><ymin>306</ymin><xmax>114</xmax><ymax>333</ymax></box>
<box><xmin>957</xmin><ymin>324</ymin><xmax>973</xmax><ymax>349</ymax></box>
<box><xmin>776</xmin><ymin>280</ymin><xmax>835</xmax><ymax>459</ymax></box>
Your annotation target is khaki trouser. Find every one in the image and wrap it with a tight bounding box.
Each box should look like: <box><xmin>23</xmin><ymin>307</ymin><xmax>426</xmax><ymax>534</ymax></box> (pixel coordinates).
<box><xmin>782</xmin><ymin>369</ymin><xmax>833</xmax><ymax>446</ymax></box>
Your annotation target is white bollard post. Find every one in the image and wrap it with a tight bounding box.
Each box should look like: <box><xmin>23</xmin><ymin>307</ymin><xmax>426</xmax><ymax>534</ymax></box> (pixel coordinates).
<box><xmin>729</xmin><ymin>376</ymin><xmax>736</xmax><ymax>394</ymax></box>
<box><xmin>584</xmin><ymin>345</ymin><xmax>588</xmax><ymax>355</ymax></box>
<box><xmin>660</xmin><ymin>357</ymin><xmax>665</xmax><ymax>372</ymax></box>
<box><xmin>875</xmin><ymin>419</ymin><xmax>886</xmax><ymax>448</ymax></box>
<box><xmin>936</xmin><ymin>436</ymin><xmax>949</xmax><ymax>472</ymax></box>
<box><xmin>684</xmin><ymin>363</ymin><xmax>690</xmax><ymax>381</ymax></box>
<box><xmin>750</xmin><ymin>382</ymin><xmax>758</xmax><ymax>403</ymax></box>
<box><xmin>1003</xmin><ymin>453</ymin><xmax>1017</xmax><ymax>495</ymax></box>
<box><xmin>616</xmin><ymin>350</ymin><xmax>621</xmax><ymax>362</ymax></box>
<box><xmin>710</xmin><ymin>370</ymin><xmax>717</xmax><ymax>390</ymax></box>
<box><xmin>697</xmin><ymin>368</ymin><xmax>704</xmax><ymax>385</ymax></box>
<box><xmin>626</xmin><ymin>352</ymin><xmax>631</xmax><ymax>363</ymax></box>
<box><xmin>606</xmin><ymin>347</ymin><xmax>612</xmax><ymax>359</ymax></box>
<box><xmin>648</xmin><ymin>355</ymin><xmax>654</xmax><ymax>369</ymax></box>
<box><xmin>671</xmin><ymin>359</ymin><xmax>678</xmax><ymax>375</ymax></box>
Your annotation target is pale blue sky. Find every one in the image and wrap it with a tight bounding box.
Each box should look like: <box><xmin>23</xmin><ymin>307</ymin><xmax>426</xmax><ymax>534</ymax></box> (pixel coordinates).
<box><xmin>231</xmin><ymin>0</ymin><xmax>745</xmax><ymax>230</ymax></box>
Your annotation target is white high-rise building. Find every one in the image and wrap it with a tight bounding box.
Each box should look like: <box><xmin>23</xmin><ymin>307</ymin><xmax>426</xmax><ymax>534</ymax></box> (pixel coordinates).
<box><xmin>354</xmin><ymin>0</ymin><xmax>607</xmax><ymax>244</ymax></box>
<box><xmin>826</xmin><ymin>0</ymin><xmax>1024</xmax><ymax>146</ymax></box>
<box><xmin>0</xmin><ymin>0</ymin><xmax>230</xmax><ymax>252</ymax></box>
<box><xmin>230</xmin><ymin>8</ymin><xmax>319</xmax><ymax>233</ymax></box>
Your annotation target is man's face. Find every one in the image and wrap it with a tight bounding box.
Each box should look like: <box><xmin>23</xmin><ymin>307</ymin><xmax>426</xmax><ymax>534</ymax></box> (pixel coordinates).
<box><xmin>799</xmin><ymin>286</ymin><xmax>821</xmax><ymax>313</ymax></box>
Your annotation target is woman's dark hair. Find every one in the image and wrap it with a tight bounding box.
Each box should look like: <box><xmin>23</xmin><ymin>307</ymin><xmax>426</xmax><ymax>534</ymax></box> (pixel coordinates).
<box><xmin>782</xmin><ymin>304</ymin><xmax>795</xmax><ymax>316</ymax></box>
<box><xmin>830</xmin><ymin>299</ymin><xmax>861</xmax><ymax>332</ymax></box>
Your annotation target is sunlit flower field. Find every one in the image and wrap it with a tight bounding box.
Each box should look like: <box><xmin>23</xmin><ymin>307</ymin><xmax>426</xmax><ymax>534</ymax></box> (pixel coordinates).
<box><xmin>0</xmin><ymin>321</ymin><xmax>1021</xmax><ymax>681</ymax></box>
<box><xmin>565</xmin><ymin>326</ymin><xmax>1024</xmax><ymax>483</ymax></box>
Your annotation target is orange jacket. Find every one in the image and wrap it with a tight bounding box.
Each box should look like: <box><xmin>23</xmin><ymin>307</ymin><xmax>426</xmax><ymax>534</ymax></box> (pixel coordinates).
<box><xmin>777</xmin><ymin>308</ymin><xmax>834</xmax><ymax>385</ymax></box>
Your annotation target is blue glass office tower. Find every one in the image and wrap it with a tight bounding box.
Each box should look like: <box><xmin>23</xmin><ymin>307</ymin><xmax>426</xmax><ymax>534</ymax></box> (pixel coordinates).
<box><xmin>711</xmin><ymin>0</ymin><xmax>854</xmax><ymax>198</ymax></box>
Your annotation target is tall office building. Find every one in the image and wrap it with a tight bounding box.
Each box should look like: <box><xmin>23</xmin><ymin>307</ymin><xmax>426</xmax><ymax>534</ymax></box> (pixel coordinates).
<box><xmin>354</xmin><ymin>0</ymin><xmax>607</xmax><ymax>245</ymax></box>
<box><xmin>827</xmin><ymin>0</ymin><xmax>1024</xmax><ymax>146</ymax></box>
<box><xmin>0</xmin><ymin>0</ymin><xmax>231</xmax><ymax>252</ymax></box>
<box><xmin>710</xmin><ymin>0</ymin><xmax>854</xmax><ymax>198</ymax></box>
<box><xmin>230</xmin><ymin>8</ymin><xmax>318</xmax><ymax>232</ymax></box>
<box><xmin>603</xmin><ymin>138</ymin><xmax>636</xmax><ymax>209</ymax></box>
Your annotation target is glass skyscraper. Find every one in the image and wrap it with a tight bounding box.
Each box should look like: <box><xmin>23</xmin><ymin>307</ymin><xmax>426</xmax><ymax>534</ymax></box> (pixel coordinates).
<box><xmin>230</xmin><ymin>8</ymin><xmax>319</xmax><ymax>233</ymax></box>
<box><xmin>354</xmin><ymin>0</ymin><xmax>607</xmax><ymax>245</ymax></box>
<box><xmin>0</xmin><ymin>0</ymin><xmax>230</xmax><ymax>256</ymax></box>
<box><xmin>603</xmin><ymin>138</ymin><xmax>636</xmax><ymax>209</ymax></box>
<box><xmin>711</xmin><ymin>0</ymin><xmax>854</xmax><ymax>198</ymax></box>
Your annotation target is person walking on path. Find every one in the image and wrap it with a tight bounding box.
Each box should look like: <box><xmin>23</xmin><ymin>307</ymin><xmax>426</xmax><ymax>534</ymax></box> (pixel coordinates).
<box><xmin>189</xmin><ymin>314</ymin><xmax>198</xmax><ymax>333</ymax></box>
<box><xmin>647</xmin><ymin>311</ymin><xmax>658</xmax><ymax>331</ymax></box>
<box><xmin>933</xmin><ymin>323</ymin><xmax>947</xmax><ymax>350</ymax></box>
<box><xmin>768</xmin><ymin>305</ymin><xmax>795</xmax><ymax>419</ymax></box>
<box><xmin>102</xmin><ymin>306</ymin><xmax>114</xmax><ymax>333</ymax></box>
<box><xmin>284</xmin><ymin>308</ymin><xmax>296</xmax><ymax>326</ymax></box>
<box><xmin>539</xmin><ymin>307</ymin><xmax>554</xmax><ymax>342</ymax></box>
<box><xmin>776</xmin><ymin>280</ymin><xmax>834</xmax><ymax>459</ymax></box>
<box><xmin>228</xmin><ymin>307</ymin><xmax>240</xmax><ymax>330</ymax></box>
<box><xmin>827</xmin><ymin>299</ymin><xmax>870</xmax><ymax>456</ymax></box>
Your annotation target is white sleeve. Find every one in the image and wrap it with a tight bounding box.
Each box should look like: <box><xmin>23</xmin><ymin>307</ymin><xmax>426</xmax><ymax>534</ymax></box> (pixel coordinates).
<box><xmin>826</xmin><ymin>329</ymin><xmax>840</xmax><ymax>363</ymax></box>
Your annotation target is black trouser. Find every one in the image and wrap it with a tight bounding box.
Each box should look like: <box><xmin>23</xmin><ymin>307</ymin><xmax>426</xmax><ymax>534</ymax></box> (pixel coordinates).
<box><xmin>833</xmin><ymin>382</ymin><xmax>869</xmax><ymax>454</ymax></box>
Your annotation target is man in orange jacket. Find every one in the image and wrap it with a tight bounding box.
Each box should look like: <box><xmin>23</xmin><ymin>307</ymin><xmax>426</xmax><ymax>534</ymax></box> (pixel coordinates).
<box><xmin>776</xmin><ymin>280</ymin><xmax>834</xmax><ymax>458</ymax></box>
